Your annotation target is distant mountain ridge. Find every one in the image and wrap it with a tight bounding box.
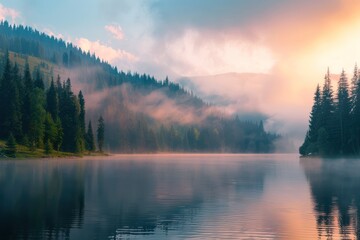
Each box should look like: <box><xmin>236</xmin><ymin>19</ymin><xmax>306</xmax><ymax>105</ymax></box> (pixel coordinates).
<box><xmin>0</xmin><ymin>21</ymin><xmax>279</xmax><ymax>153</ymax></box>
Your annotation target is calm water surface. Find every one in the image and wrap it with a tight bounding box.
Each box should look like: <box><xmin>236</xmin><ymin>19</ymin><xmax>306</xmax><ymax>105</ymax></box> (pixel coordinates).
<box><xmin>0</xmin><ymin>154</ymin><xmax>359</xmax><ymax>239</ymax></box>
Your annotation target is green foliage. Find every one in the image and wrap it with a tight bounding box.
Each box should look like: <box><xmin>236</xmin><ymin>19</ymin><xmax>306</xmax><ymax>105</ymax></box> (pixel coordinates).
<box><xmin>46</xmin><ymin>78</ymin><xmax>59</xmax><ymax>121</ymax></box>
<box><xmin>86</xmin><ymin>121</ymin><xmax>95</xmax><ymax>151</ymax></box>
<box><xmin>44</xmin><ymin>139</ymin><xmax>53</xmax><ymax>155</ymax></box>
<box><xmin>0</xmin><ymin>52</ymin><xmax>22</xmax><ymax>140</ymax></box>
<box><xmin>0</xmin><ymin>21</ymin><xmax>278</xmax><ymax>154</ymax></box>
<box><xmin>5</xmin><ymin>133</ymin><xmax>17</xmax><ymax>158</ymax></box>
<box><xmin>301</xmin><ymin>66</ymin><xmax>360</xmax><ymax>157</ymax></box>
<box><xmin>97</xmin><ymin>116</ymin><xmax>105</xmax><ymax>152</ymax></box>
<box><xmin>78</xmin><ymin>91</ymin><xmax>86</xmax><ymax>151</ymax></box>
<box><xmin>0</xmin><ymin>56</ymin><xmax>93</xmax><ymax>155</ymax></box>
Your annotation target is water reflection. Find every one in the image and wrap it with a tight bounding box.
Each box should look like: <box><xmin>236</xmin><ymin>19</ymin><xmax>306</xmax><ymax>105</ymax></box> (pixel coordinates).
<box><xmin>0</xmin><ymin>155</ymin><xmax>275</xmax><ymax>239</ymax></box>
<box><xmin>0</xmin><ymin>160</ymin><xmax>85</xmax><ymax>239</ymax></box>
<box><xmin>78</xmin><ymin>156</ymin><xmax>275</xmax><ymax>239</ymax></box>
<box><xmin>301</xmin><ymin>158</ymin><xmax>360</xmax><ymax>239</ymax></box>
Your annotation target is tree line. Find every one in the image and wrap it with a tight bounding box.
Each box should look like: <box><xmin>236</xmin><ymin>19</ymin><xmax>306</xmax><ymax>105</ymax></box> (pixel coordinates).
<box><xmin>0</xmin><ymin>21</ymin><xmax>279</xmax><ymax>153</ymax></box>
<box><xmin>300</xmin><ymin>66</ymin><xmax>360</xmax><ymax>156</ymax></box>
<box><xmin>0</xmin><ymin>52</ymin><xmax>105</xmax><ymax>156</ymax></box>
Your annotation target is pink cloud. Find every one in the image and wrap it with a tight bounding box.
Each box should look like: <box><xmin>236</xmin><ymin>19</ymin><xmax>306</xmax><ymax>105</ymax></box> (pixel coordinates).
<box><xmin>75</xmin><ymin>37</ymin><xmax>137</xmax><ymax>64</ymax></box>
<box><xmin>0</xmin><ymin>4</ymin><xmax>20</xmax><ymax>23</ymax></box>
<box><xmin>43</xmin><ymin>28</ymin><xmax>65</xmax><ymax>40</ymax></box>
<box><xmin>105</xmin><ymin>24</ymin><xmax>124</xmax><ymax>40</ymax></box>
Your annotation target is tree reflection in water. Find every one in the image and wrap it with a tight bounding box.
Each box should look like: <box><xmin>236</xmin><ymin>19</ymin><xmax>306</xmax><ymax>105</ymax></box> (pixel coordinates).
<box><xmin>0</xmin><ymin>160</ymin><xmax>85</xmax><ymax>239</ymax></box>
<box><xmin>0</xmin><ymin>156</ymin><xmax>274</xmax><ymax>239</ymax></box>
<box><xmin>301</xmin><ymin>158</ymin><xmax>360</xmax><ymax>239</ymax></box>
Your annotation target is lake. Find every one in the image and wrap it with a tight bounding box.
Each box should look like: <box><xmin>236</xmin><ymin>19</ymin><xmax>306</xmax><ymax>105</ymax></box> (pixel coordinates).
<box><xmin>0</xmin><ymin>154</ymin><xmax>359</xmax><ymax>239</ymax></box>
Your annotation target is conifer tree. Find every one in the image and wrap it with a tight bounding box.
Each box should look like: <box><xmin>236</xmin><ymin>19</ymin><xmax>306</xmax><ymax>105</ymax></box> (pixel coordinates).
<box><xmin>86</xmin><ymin>121</ymin><xmax>95</xmax><ymax>151</ymax></box>
<box><xmin>351</xmin><ymin>75</ymin><xmax>360</xmax><ymax>153</ymax></box>
<box><xmin>46</xmin><ymin>78</ymin><xmax>59</xmax><ymax>121</ymax></box>
<box><xmin>320</xmin><ymin>69</ymin><xmax>335</xmax><ymax>155</ymax></box>
<box><xmin>53</xmin><ymin>118</ymin><xmax>63</xmax><ymax>152</ymax></box>
<box><xmin>59</xmin><ymin>78</ymin><xmax>82</xmax><ymax>153</ymax></box>
<box><xmin>78</xmin><ymin>91</ymin><xmax>86</xmax><ymax>151</ymax></box>
<box><xmin>300</xmin><ymin>85</ymin><xmax>322</xmax><ymax>155</ymax></box>
<box><xmin>28</xmin><ymin>87</ymin><xmax>46</xmax><ymax>149</ymax></box>
<box><xmin>5</xmin><ymin>133</ymin><xmax>16</xmax><ymax>158</ymax></box>
<box><xmin>34</xmin><ymin>69</ymin><xmax>45</xmax><ymax>90</ymax></box>
<box><xmin>97</xmin><ymin>116</ymin><xmax>105</xmax><ymax>152</ymax></box>
<box><xmin>22</xmin><ymin>62</ymin><xmax>33</xmax><ymax>138</ymax></box>
<box><xmin>44</xmin><ymin>113</ymin><xmax>56</xmax><ymax>148</ymax></box>
<box><xmin>335</xmin><ymin>70</ymin><xmax>351</xmax><ymax>154</ymax></box>
<box><xmin>350</xmin><ymin>64</ymin><xmax>359</xmax><ymax>110</ymax></box>
<box><xmin>0</xmin><ymin>52</ymin><xmax>22</xmax><ymax>139</ymax></box>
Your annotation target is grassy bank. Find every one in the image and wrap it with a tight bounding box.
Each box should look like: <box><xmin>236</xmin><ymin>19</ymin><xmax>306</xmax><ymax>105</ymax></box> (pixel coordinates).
<box><xmin>0</xmin><ymin>140</ymin><xmax>107</xmax><ymax>159</ymax></box>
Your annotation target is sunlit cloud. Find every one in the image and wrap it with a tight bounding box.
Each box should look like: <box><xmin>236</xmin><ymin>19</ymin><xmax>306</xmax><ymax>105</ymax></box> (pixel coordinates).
<box><xmin>161</xmin><ymin>29</ymin><xmax>275</xmax><ymax>76</ymax></box>
<box><xmin>0</xmin><ymin>3</ymin><xmax>20</xmax><ymax>23</ymax></box>
<box><xmin>105</xmin><ymin>24</ymin><xmax>124</xmax><ymax>40</ymax></box>
<box><xmin>75</xmin><ymin>37</ymin><xmax>137</xmax><ymax>64</ymax></box>
<box><xmin>42</xmin><ymin>28</ymin><xmax>65</xmax><ymax>40</ymax></box>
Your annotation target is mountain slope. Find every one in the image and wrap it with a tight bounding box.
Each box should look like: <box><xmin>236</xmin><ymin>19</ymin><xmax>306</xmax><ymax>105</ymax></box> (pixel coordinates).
<box><xmin>0</xmin><ymin>21</ymin><xmax>279</xmax><ymax>153</ymax></box>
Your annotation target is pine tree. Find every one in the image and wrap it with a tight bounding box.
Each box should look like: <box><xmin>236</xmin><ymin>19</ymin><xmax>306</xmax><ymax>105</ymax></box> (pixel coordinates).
<box><xmin>46</xmin><ymin>78</ymin><xmax>59</xmax><ymax>121</ymax></box>
<box><xmin>53</xmin><ymin>118</ymin><xmax>63</xmax><ymax>152</ymax></box>
<box><xmin>86</xmin><ymin>121</ymin><xmax>95</xmax><ymax>151</ymax></box>
<box><xmin>97</xmin><ymin>116</ymin><xmax>105</xmax><ymax>152</ymax></box>
<box><xmin>335</xmin><ymin>70</ymin><xmax>351</xmax><ymax>155</ymax></box>
<box><xmin>11</xmin><ymin>64</ymin><xmax>23</xmax><ymax>140</ymax></box>
<box><xmin>28</xmin><ymin>88</ymin><xmax>46</xmax><ymax>149</ymax></box>
<box><xmin>78</xmin><ymin>91</ymin><xmax>86</xmax><ymax>151</ymax></box>
<box><xmin>351</xmin><ymin>75</ymin><xmax>360</xmax><ymax>153</ymax></box>
<box><xmin>5</xmin><ymin>133</ymin><xmax>17</xmax><ymax>158</ymax></box>
<box><xmin>299</xmin><ymin>85</ymin><xmax>322</xmax><ymax>155</ymax></box>
<box><xmin>22</xmin><ymin>62</ymin><xmax>33</xmax><ymax>138</ymax></box>
<box><xmin>44</xmin><ymin>139</ymin><xmax>53</xmax><ymax>155</ymax></box>
<box><xmin>0</xmin><ymin>52</ymin><xmax>22</xmax><ymax>139</ymax></box>
<box><xmin>350</xmin><ymin>64</ymin><xmax>359</xmax><ymax>110</ymax></box>
<box><xmin>44</xmin><ymin>113</ymin><xmax>56</xmax><ymax>148</ymax></box>
<box><xmin>34</xmin><ymin>69</ymin><xmax>45</xmax><ymax>90</ymax></box>
<box><xmin>59</xmin><ymin>78</ymin><xmax>82</xmax><ymax>153</ymax></box>
<box><xmin>320</xmin><ymin>69</ymin><xmax>336</xmax><ymax>155</ymax></box>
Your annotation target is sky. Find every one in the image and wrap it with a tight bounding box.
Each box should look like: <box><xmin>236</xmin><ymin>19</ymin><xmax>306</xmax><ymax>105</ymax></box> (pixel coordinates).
<box><xmin>2</xmin><ymin>0</ymin><xmax>360</xmax><ymax>144</ymax></box>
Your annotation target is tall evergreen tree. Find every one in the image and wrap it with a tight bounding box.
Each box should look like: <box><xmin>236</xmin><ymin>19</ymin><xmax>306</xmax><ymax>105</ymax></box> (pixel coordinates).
<box><xmin>97</xmin><ymin>116</ymin><xmax>105</xmax><ymax>152</ymax></box>
<box><xmin>320</xmin><ymin>69</ymin><xmax>336</xmax><ymax>155</ymax></box>
<box><xmin>86</xmin><ymin>121</ymin><xmax>95</xmax><ymax>151</ymax></box>
<box><xmin>78</xmin><ymin>91</ymin><xmax>86</xmax><ymax>151</ymax></box>
<box><xmin>44</xmin><ymin>113</ymin><xmax>56</xmax><ymax>148</ymax></box>
<box><xmin>46</xmin><ymin>78</ymin><xmax>59</xmax><ymax>121</ymax></box>
<box><xmin>22</xmin><ymin>62</ymin><xmax>33</xmax><ymax>138</ymax></box>
<box><xmin>5</xmin><ymin>133</ymin><xmax>17</xmax><ymax>158</ymax></box>
<box><xmin>335</xmin><ymin>70</ymin><xmax>351</xmax><ymax>154</ymax></box>
<box><xmin>0</xmin><ymin>52</ymin><xmax>22</xmax><ymax>139</ymax></box>
<box><xmin>299</xmin><ymin>85</ymin><xmax>322</xmax><ymax>155</ymax></box>
<box><xmin>59</xmin><ymin>78</ymin><xmax>82</xmax><ymax>153</ymax></box>
<box><xmin>350</xmin><ymin>64</ymin><xmax>359</xmax><ymax>110</ymax></box>
<box><xmin>28</xmin><ymin>88</ymin><xmax>46</xmax><ymax>149</ymax></box>
<box><xmin>34</xmin><ymin>69</ymin><xmax>45</xmax><ymax>90</ymax></box>
<box><xmin>351</xmin><ymin>75</ymin><xmax>360</xmax><ymax>153</ymax></box>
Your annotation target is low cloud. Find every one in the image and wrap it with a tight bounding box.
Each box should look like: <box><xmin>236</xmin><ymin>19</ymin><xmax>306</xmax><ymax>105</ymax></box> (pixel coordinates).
<box><xmin>75</xmin><ymin>37</ymin><xmax>137</xmax><ymax>64</ymax></box>
<box><xmin>160</xmin><ymin>29</ymin><xmax>275</xmax><ymax>76</ymax></box>
<box><xmin>0</xmin><ymin>4</ymin><xmax>20</xmax><ymax>23</ymax></box>
<box><xmin>105</xmin><ymin>24</ymin><xmax>124</xmax><ymax>40</ymax></box>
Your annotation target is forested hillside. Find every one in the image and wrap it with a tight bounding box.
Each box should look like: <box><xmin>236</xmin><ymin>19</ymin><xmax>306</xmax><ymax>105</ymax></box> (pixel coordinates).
<box><xmin>0</xmin><ymin>51</ymin><xmax>100</xmax><ymax>155</ymax></box>
<box><xmin>300</xmin><ymin>67</ymin><xmax>360</xmax><ymax>157</ymax></box>
<box><xmin>0</xmin><ymin>21</ymin><xmax>279</xmax><ymax>153</ymax></box>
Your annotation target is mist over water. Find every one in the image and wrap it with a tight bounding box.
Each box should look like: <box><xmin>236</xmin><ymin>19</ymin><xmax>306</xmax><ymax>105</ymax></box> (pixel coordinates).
<box><xmin>0</xmin><ymin>154</ymin><xmax>357</xmax><ymax>239</ymax></box>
